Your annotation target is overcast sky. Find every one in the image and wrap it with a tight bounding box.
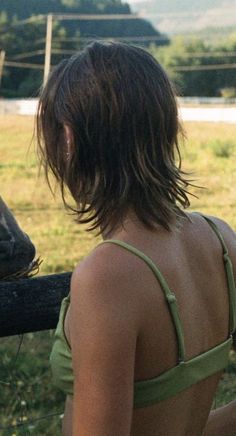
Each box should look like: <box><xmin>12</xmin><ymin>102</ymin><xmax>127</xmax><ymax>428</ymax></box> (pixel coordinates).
<box><xmin>128</xmin><ymin>0</ymin><xmax>151</xmax><ymax>3</ymax></box>
<box><xmin>127</xmin><ymin>0</ymin><xmax>151</xmax><ymax>3</ymax></box>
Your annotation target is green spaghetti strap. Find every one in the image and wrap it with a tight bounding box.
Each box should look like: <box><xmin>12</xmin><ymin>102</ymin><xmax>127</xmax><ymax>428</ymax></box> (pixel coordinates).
<box><xmin>99</xmin><ymin>239</ymin><xmax>186</xmax><ymax>362</ymax></box>
<box><xmin>200</xmin><ymin>214</ymin><xmax>236</xmax><ymax>335</ymax></box>
<box><xmin>201</xmin><ymin>215</ymin><xmax>229</xmax><ymax>253</ymax></box>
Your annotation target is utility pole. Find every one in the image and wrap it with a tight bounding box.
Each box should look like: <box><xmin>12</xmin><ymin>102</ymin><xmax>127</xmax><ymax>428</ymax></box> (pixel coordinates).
<box><xmin>43</xmin><ymin>14</ymin><xmax>53</xmax><ymax>86</ymax></box>
<box><xmin>0</xmin><ymin>50</ymin><xmax>6</xmax><ymax>86</ymax></box>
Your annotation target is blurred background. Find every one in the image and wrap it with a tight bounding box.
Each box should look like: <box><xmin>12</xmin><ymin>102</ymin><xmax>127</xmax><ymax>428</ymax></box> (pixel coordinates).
<box><xmin>1</xmin><ymin>0</ymin><xmax>236</xmax><ymax>99</ymax></box>
<box><xmin>0</xmin><ymin>1</ymin><xmax>236</xmax><ymax>435</ymax></box>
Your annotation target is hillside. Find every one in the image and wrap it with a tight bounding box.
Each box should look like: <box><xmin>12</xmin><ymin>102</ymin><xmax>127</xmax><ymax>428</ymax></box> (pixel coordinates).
<box><xmin>129</xmin><ymin>0</ymin><xmax>236</xmax><ymax>34</ymax></box>
<box><xmin>0</xmin><ymin>0</ymin><xmax>168</xmax><ymax>98</ymax></box>
<box><xmin>0</xmin><ymin>0</ymin><xmax>165</xmax><ymax>42</ymax></box>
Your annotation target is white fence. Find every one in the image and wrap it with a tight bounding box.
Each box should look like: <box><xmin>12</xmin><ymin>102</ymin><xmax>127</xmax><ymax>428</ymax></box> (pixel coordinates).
<box><xmin>179</xmin><ymin>107</ymin><xmax>236</xmax><ymax>124</ymax></box>
<box><xmin>0</xmin><ymin>98</ymin><xmax>236</xmax><ymax>123</ymax></box>
<box><xmin>0</xmin><ymin>99</ymin><xmax>38</xmax><ymax>116</ymax></box>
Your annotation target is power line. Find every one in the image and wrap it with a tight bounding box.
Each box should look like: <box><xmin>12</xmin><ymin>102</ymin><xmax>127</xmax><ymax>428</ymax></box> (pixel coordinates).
<box><xmin>5</xmin><ymin>10</ymin><xmax>236</xmax><ymax>26</ymax></box>
<box><xmin>4</xmin><ymin>61</ymin><xmax>44</xmax><ymax>70</ymax></box>
<box><xmin>33</xmin><ymin>34</ymin><xmax>168</xmax><ymax>45</ymax></box>
<box><xmin>8</xmin><ymin>47</ymin><xmax>236</xmax><ymax>62</ymax></box>
<box><xmin>0</xmin><ymin>13</ymin><xmax>141</xmax><ymax>31</ymax></box>
<box><xmin>8</xmin><ymin>15</ymin><xmax>46</xmax><ymax>26</ymax></box>
<box><xmin>51</xmin><ymin>11</ymin><xmax>236</xmax><ymax>20</ymax></box>
<box><xmin>10</xmin><ymin>49</ymin><xmax>78</xmax><ymax>61</ymax></box>
<box><xmin>183</xmin><ymin>51</ymin><xmax>236</xmax><ymax>59</ymax></box>
<box><xmin>3</xmin><ymin>60</ymin><xmax>236</xmax><ymax>72</ymax></box>
<box><xmin>53</xmin><ymin>13</ymin><xmax>139</xmax><ymax>20</ymax></box>
<box><xmin>52</xmin><ymin>35</ymin><xmax>169</xmax><ymax>43</ymax></box>
<box><xmin>10</xmin><ymin>50</ymin><xmax>46</xmax><ymax>60</ymax></box>
<box><xmin>173</xmin><ymin>63</ymin><xmax>236</xmax><ymax>72</ymax></box>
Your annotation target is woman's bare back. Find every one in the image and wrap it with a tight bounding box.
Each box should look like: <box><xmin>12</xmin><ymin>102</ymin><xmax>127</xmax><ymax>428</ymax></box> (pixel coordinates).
<box><xmin>62</xmin><ymin>212</ymin><xmax>236</xmax><ymax>435</ymax></box>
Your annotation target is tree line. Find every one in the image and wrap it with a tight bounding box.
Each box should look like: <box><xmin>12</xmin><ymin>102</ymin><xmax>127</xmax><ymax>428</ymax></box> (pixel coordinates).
<box><xmin>0</xmin><ymin>0</ymin><xmax>166</xmax><ymax>98</ymax></box>
<box><xmin>0</xmin><ymin>0</ymin><xmax>236</xmax><ymax>97</ymax></box>
<box><xmin>151</xmin><ymin>34</ymin><xmax>236</xmax><ymax>97</ymax></box>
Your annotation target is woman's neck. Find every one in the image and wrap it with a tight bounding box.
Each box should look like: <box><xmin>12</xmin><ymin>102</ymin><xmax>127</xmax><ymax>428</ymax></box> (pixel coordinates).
<box><xmin>101</xmin><ymin>210</ymin><xmax>165</xmax><ymax>241</ymax></box>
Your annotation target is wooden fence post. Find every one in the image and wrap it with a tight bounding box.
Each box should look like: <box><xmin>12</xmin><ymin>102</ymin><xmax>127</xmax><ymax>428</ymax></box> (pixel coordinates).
<box><xmin>0</xmin><ymin>50</ymin><xmax>6</xmax><ymax>86</ymax></box>
<box><xmin>0</xmin><ymin>272</ymin><xmax>71</xmax><ymax>337</ymax></box>
<box><xmin>43</xmin><ymin>14</ymin><xmax>53</xmax><ymax>85</ymax></box>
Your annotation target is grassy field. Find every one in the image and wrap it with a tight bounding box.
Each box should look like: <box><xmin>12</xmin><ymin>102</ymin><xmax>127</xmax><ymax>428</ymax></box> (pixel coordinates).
<box><xmin>0</xmin><ymin>115</ymin><xmax>236</xmax><ymax>435</ymax></box>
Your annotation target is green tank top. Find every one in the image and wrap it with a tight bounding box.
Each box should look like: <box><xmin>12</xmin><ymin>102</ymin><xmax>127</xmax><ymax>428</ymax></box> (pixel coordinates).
<box><xmin>49</xmin><ymin>216</ymin><xmax>236</xmax><ymax>408</ymax></box>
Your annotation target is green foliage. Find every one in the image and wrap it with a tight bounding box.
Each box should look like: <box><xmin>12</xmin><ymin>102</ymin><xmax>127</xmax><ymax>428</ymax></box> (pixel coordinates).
<box><xmin>61</xmin><ymin>0</ymin><xmax>79</xmax><ymax>6</ymax></box>
<box><xmin>0</xmin><ymin>18</ymin><xmax>67</xmax><ymax>97</ymax></box>
<box><xmin>149</xmin><ymin>33</ymin><xmax>236</xmax><ymax>96</ymax></box>
<box><xmin>215</xmin><ymin>359</ymin><xmax>236</xmax><ymax>407</ymax></box>
<box><xmin>0</xmin><ymin>0</ymin><xmax>164</xmax><ymax>97</ymax></box>
<box><xmin>207</xmin><ymin>139</ymin><xmax>236</xmax><ymax>158</ymax></box>
<box><xmin>0</xmin><ymin>332</ymin><xmax>65</xmax><ymax>435</ymax></box>
<box><xmin>221</xmin><ymin>88</ymin><xmax>236</xmax><ymax>98</ymax></box>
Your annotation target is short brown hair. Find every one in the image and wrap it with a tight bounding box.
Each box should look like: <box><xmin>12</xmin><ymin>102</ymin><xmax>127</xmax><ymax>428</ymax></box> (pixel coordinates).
<box><xmin>37</xmin><ymin>41</ymin><xmax>190</xmax><ymax>234</ymax></box>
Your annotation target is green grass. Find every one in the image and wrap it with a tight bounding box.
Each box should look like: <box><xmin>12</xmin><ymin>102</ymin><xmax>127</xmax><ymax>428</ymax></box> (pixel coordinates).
<box><xmin>0</xmin><ymin>115</ymin><xmax>236</xmax><ymax>434</ymax></box>
<box><xmin>0</xmin><ymin>116</ymin><xmax>99</xmax><ymax>277</ymax></box>
<box><xmin>207</xmin><ymin>139</ymin><xmax>236</xmax><ymax>159</ymax></box>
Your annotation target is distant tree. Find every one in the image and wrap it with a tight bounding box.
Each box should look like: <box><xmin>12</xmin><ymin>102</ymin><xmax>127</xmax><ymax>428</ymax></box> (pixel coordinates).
<box><xmin>0</xmin><ymin>17</ymin><xmax>67</xmax><ymax>97</ymax></box>
<box><xmin>0</xmin><ymin>0</ymin><xmax>166</xmax><ymax>97</ymax></box>
<box><xmin>150</xmin><ymin>35</ymin><xmax>236</xmax><ymax>97</ymax></box>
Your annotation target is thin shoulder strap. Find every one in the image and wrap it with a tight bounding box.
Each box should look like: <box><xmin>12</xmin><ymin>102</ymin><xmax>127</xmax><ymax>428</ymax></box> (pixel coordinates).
<box><xmin>200</xmin><ymin>214</ymin><xmax>236</xmax><ymax>335</ymax></box>
<box><xmin>98</xmin><ymin>239</ymin><xmax>186</xmax><ymax>362</ymax></box>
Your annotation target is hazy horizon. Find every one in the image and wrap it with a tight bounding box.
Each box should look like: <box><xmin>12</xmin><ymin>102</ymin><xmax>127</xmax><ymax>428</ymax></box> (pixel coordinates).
<box><xmin>126</xmin><ymin>0</ymin><xmax>236</xmax><ymax>34</ymax></box>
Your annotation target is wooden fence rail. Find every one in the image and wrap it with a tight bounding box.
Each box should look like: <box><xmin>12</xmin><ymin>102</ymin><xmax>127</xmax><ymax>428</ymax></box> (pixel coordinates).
<box><xmin>0</xmin><ymin>272</ymin><xmax>71</xmax><ymax>337</ymax></box>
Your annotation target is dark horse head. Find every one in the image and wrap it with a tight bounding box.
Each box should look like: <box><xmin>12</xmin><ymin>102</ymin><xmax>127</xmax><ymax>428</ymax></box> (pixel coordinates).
<box><xmin>0</xmin><ymin>197</ymin><xmax>36</xmax><ymax>280</ymax></box>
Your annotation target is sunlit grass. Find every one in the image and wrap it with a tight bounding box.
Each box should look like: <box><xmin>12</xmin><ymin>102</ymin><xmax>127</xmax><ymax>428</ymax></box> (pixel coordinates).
<box><xmin>0</xmin><ymin>116</ymin><xmax>99</xmax><ymax>276</ymax></box>
<box><xmin>1</xmin><ymin>117</ymin><xmax>235</xmax><ymax>274</ymax></box>
<box><xmin>0</xmin><ymin>115</ymin><xmax>236</xmax><ymax>434</ymax></box>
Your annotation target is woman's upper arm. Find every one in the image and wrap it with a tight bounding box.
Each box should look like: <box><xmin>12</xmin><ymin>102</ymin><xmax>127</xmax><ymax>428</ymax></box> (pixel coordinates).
<box><xmin>69</xmin><ymin>252</ymin><xmax>139</xmax><ymax>436</ymax></box>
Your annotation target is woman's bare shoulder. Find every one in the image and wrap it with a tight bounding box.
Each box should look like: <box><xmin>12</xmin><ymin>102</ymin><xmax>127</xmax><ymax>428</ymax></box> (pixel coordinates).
<box><xmin>203</xmin><ymin>214</ymin><xmax>236</xmax><ymax>247</ymax></box>
<box><xmin>189</xmin><ymin>211</ymin><xmax>236</xmax><ymax>261</ymax></box>
<box><xmin>70</xmin><ymin>241</ymin><xmax>144</xmax><ymax>322</ymax></box>
<box><xmin>72</xmin><ymin>241</ymin><xmax>141</xmax><ymax>288</ymax></box>
<box><xmin>189</xmin><ymin>211</ymin><xmax>235</xmax><ymax>236</ymax></box>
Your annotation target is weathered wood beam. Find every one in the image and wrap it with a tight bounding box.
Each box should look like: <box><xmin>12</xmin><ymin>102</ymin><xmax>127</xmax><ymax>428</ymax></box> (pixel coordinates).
<box><xmin>0</xmin><ymin>272</ymin><xmax>71</xmax><ymax>337</ymax></box>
